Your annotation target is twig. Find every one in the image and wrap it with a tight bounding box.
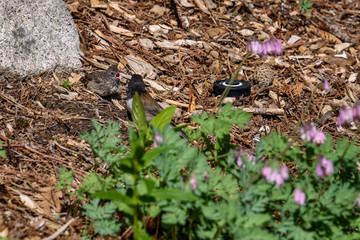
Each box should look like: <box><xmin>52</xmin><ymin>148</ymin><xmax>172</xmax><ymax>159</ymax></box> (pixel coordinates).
<box><xmin>42</xmin><ymin>218</ymin><xmax>76</xmax><ymax>240</ymax></box>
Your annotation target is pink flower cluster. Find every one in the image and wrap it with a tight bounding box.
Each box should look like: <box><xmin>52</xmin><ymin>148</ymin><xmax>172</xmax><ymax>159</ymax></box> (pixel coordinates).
<box><xmin>262</xmin><ymin>165</ymin><xmax>289</xmax><ymax>187</ymax></box>
<box><xmin>247</xmin><ymin>38</ymin><xmax>284</xmax><ymax>58</ymax></box>
<box><xmin>300</xmin><ymin>122</ymin><xmax>326</xmax><ymax>145</ymax></box>
<box><xmin>294</xmin><ymin>188</ymin><xmax>306</xmax><ymax>206</ymax></box>
<box><xmin>315</xmin><ymin>156</ymin><xmax>334</xmax><ymax>179</ymax></box>
<box><xmin>237</xmin><ymin>149</ymin><xmax>256</xmax><ymax>169</ymax></box>
<box><xmin>336</xmin><ymin>104</ymin><xmax>360</xmax><ymax>126</ymax></box>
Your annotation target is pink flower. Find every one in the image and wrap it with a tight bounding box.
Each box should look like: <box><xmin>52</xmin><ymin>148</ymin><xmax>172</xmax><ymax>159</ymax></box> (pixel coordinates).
<box><xmin>262</xmin><ymin>166</ymin><xmax>272</xmax><ymax>179</ymax></box>
<box><xmin>273</xmin><ymin>39</ymin><xmax>284</xmax><ymax>55</ymax></box>
<box><xmin>337</xmin><ymin>108</ymin><xmax>354</xmax><ymax>126</ymax></box>
<box><xmin>237</xmin><ymin>154</ymin><xmax>243</xmax><ymax>169</ymax></box>
<box><xmin>247</xmin><ymin>154</ymin><xmax>256</xmax><ymax>165</ymax></box>
<box><xmin>248</xmin><ymin>38</ymin><xmax>284</xmax><ymax>58</ymax></box>
<box><xmin>280</xmin><ymin>165</ymin><xmax>289</xmax><ymax>180</ymax></box>
<box><xmin>320</xmin><ymin>156</ymin><xmax>334</xmax><ymax>175</ymax></box>
<box><xmin>316</xmin><ymin>156</ymin><xmax>334</xmax><ymax>179</ymax></box>
<box><xmin>190</xmin><ymin>173</ymin><xmax>197</xmax><ymax>191</ymax></box>
<box><xmin>357</xmin><ymin>194</ymin><xmax>360</xmax><ymax>207</ymax></box>
<box><xmin>294</xmin><ymin>188</ymin><xmax>306</xmax><ymax>206</ymax></box>
<box><xmin>262</xmin><ymin>165</ymin><xmax>289</xmax><ymax>187</ymax></box>
<box><xmin>236</xmin><ymin>149</ymin><xmax>256</xmax><ymax>169</ymax></box>
<box><xmin>300</xmin><ymin>122</ymin><xmax>326</xmax><ymax>145</ymax></box>
<box><xmin>337</xmin><ymin>103</ymin><xmax>360</xmax><ymax>126</ymax></box>
<box><xmin>315</xmin><ymin>164</ymin><xmax>325</xmax><ymax>178</ymax></box>
<box><xmin>323</xmin><ymin>79</ymin><xmax>330</xmax><ymax>93</ymax></box>
<box><xmin>312</xmin><ymin>131</ymin><xmax>326</xmax><ymax>145</ymax></box>
<box><xmin>271</xmin><ymin>169</ymin><xmax>284</xmax><ymax>187</ymax></box>
<box><xmin>153</xmin><ymin>133</ymin><xmax>163</xmax><ymax>148</ymax></box>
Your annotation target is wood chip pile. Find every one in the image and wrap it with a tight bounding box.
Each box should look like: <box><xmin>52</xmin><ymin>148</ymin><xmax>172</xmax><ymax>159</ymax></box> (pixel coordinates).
<box><xmin>0</xmin><ymin>0</ymin><xmax>359</xmax><ymax>238</ymax></box>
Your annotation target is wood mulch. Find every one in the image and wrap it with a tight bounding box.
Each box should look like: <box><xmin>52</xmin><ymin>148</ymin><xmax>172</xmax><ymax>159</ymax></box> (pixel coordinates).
<box><xmin>0</xmin><ymin>0</ymin><xmax>359</xmax><ymax>238</ymax></box>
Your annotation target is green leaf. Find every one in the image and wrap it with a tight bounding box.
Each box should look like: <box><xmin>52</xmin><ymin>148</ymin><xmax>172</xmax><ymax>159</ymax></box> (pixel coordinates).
<box><xmin>142</xmin><ymin>145</ymin><xmax>171</xmax><ymax>167</ymax></box>
<box><xmin>60</xmin><ymin>79</ymin><xmax>72</xmax><ymax>90</ymax></box>
<box><xmin>78</xmin><ymin>172</ymin><xmax>116</xmax><ymax>197</ymax></box>
<box><xmin>93</xmin><ymin>219</ymin><xmax>122</xmax><ymax>236</ymax></box>
<box><xmin>150</xmin><ymin>105</ymin><xmax>176</xmax><ymax>130</ymax></box>
<box><xmin>162</xmin><ymin>205</ymin><xmax>187</xmax><ymax>225</ymax></box>
<box><xmin>80</xmin><ymin>120</ymin><xmax>127</xmax><ymax>166</ymax></box>
<box><xmin>113</xmin><ymin>199</ymin><xmax>134</xmax><ymax>215</ymax></box>
<box><xmin>83</xmin><ymin>198</ymin><xmax>117</xmax><ymax>220</ymax></box>
<box><xmin>128</xmin><ymin>126</ymin><xmax>146</xmax><ymax>166</ymax></box>
<box><xmin>56</xmin><ymin>167</ymin><xmax>74</xmax><ymax>190</ymax></box>
<box><xmin>287</xmin><ymin>226</ymin><xmax>315</xmax><ymax>240</ymax></box>
<box><xmin>134</xmin><ymin>228</ymin><xmax>153</xmax><ymax>240</ymax></box>
<box><xmin>172</xmin><ymin>123</ymin><xmax>190</xmax><ymax>131</ymax></box>
<box><xmin>150</xmin><ymin>189</ymin><xmax>199</xmax><ymax>201</ymax></box>
<box><xmin>0</xmin><ymin>150</ymin><xmax>5</xmax><ymax>159</ymax></box>
<box><xmin>132</xmin><ymin>92</ymin><xmax>148</xmax><ymax>135</ymax></box>
<box><xmin>138</xmin><ymin>178</ymin><xmax>156</xmax><ymax>196</ymax></box>
<box><xmin>0</xmin><ymin>141</ymin><xmax>6</xmax><ymax>159</ymax></box>
<box><xmin>92</xmin><ymin>190</ymin><xmax>134</xmax><ymax>206</ymax></box>
<box><xmin>149</xmin><ymin>205</ymin><xmax>161</xmax><ymax>218</ymax></box>
<box><xmin>243</xmin><ymin>214</ymin><xmax>271</xmax><ymax>228</ymax></box>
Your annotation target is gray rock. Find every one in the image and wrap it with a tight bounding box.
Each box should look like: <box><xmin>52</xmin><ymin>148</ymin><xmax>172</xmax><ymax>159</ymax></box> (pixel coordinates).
<box><xmin>0</xmin><ymin>0</ymin><xmax>82</xmax><ymax>82</ymax></box>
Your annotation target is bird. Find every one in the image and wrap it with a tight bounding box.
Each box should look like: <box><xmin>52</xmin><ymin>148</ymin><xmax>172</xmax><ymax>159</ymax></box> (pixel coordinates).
<box><xmin>127</xmin><ymin>74</ymin><xmax>187</xmax><ymax>138</ymax></box>
<box><xmin>85</xmin><ymin>65</ymin><xmax>122</xmax><ymax>98</ymax></box>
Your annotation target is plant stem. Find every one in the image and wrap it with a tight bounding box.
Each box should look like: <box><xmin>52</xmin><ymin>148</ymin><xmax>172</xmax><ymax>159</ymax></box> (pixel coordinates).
<box><xmin>213</xmin><ymin>52</ymin><xmax>250</xmax><ymax>112</ymax></box>
<box><xmin>289</xmin><ymin>83</ymin><xmax>319</xmax><ymax>138</ymax></box>
<box><xmin>155</xmin><ymin>214</ymin><xmax>160</xmax><ymax>239</ymax></box>
<box><xmin>213</xmin><ymin>223</ymin><xmax>226</xmax><ymax>239</ymax></box>
<box><xmin>171</xmin><ymin>226</ymin><xmax>177</xmax><ymax>240</ymax></box>
<box><xmin>207</xmin><ymin>152</ymin><xmax>232</xmax><ymax>161</ymax></box>
<box><xmin>133</xmin><ymin>158</ymin><xmax>139</xmax><ymax>238</ymax></box>
<box><xmin>188</xmin><ymin>218</ymin><xmax>193</xmax><ymax>240</ymax></box>
<box><xmin>269</xmin><ymin>83</ymin><xmax>320</xmax><ymax>164</ymax></box>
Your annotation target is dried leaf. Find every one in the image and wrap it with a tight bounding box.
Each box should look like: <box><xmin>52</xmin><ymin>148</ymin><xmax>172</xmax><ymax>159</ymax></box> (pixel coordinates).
<box><xmin>308</xmin><ymin>25</ymin><xmax>342</xmax><ymax>44</ymax></box>
<box><xmin>206</xmin><ymin>27</ymin><xmax>227</xmax><ymax>38</ymax></box>
<box><xmin>323</xmin><ymin>54</ymin><xmax>356</xmax><ymax>66</ymax></box>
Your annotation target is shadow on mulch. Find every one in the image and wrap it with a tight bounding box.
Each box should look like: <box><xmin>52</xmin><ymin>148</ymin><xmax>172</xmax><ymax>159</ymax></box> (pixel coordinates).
<box><xmin>0</xmin><ymin>75</ymin><xmax>129</xmax><ymax>239</ymax></box>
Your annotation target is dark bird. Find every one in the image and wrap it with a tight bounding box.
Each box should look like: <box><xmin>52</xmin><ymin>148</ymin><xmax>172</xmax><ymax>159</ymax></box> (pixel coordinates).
<box><xmin>127</xmin><ymin>74</ymin><xmax>187</xmax><ymax>138</ymax></box>
<box><xmin>85</xmin><ymin>65</ymin><xmax>122</xmax><ymax>97</ymax></box>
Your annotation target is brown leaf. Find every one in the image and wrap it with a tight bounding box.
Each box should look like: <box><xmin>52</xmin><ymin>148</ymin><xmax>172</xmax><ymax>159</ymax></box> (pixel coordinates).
<box><xmin>188</xmin><ymin>86</ymin><xmax>196</xmax><ymax>112</ymax></box>
<box><xmin>323</xmin><ymin>53</ymin><xmax>356</xmax><ymax>67</ymax></box>
<box><xmin>205</xmin><ymin>27</ymin><xmax>227</xmax><ymax>39</ymax></box>
<box><xmin>308</xmin><ymin>25</ymin><xmax>342</xmax><ymax>44</ymax></box>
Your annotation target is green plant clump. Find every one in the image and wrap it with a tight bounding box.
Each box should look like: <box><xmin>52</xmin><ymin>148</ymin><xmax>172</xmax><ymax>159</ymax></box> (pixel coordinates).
<box><xmin>298</xmin><ymin>0</ymin><xmax>313</xmax><ymax>13</ymax></box>
<box><xmin>61</xmin><ymin>79</ymin><xmax>72</xmax><ymax>90</ymax></box>
<box><xmin>57</xmin><ymin>92</ymin><xmax>360</xmax><ymax>239</ymax></box>
<box><xmin>0</xmin><ymin>141</ymin><xmax>6</xmax><ymax>159</ymax></box>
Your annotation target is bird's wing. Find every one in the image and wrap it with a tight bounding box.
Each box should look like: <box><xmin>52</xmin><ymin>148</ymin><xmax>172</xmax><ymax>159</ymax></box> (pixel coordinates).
<box><xmin>140</xmin><ymin>93</ymin><xmax>163</xmax><ymax>122</ymax></box>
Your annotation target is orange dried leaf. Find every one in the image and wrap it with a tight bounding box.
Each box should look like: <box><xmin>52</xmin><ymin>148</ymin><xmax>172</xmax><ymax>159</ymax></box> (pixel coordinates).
<box><xmin>188</xmin><ymin>87</ymin><xmax>196</xmax><ymax>112</ymax></box>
